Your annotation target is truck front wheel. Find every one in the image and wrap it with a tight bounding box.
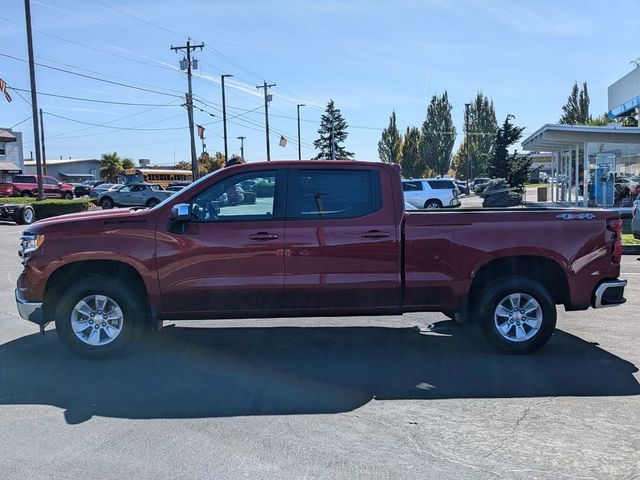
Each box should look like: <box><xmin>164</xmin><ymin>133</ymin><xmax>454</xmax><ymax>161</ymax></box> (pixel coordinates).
<box><xmin>54</xmin><ymin>277</ymin><xmax>143</xmax><ymax>357</ymax></box>
<box><xmin>477</xmin><ymin>276</ymin><xmax>556</xmax><ymax>353</ymax></box>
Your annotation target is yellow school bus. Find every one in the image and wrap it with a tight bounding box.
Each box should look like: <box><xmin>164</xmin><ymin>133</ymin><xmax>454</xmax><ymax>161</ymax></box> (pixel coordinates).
<box><xmin>121</xmin><ymin>168</ymin><xmax>193</xmax><ymax>188</ymax></box>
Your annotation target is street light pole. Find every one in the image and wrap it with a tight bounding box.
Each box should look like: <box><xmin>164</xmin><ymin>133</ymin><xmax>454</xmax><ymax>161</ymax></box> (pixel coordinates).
<box><xmin>237</xmin><ymin>136</ymin><xmax>246</xmax><ymax>161</ymax></box>
<box><xmin>221</xmin><ymin>74</ymin><xmax>233</xmax><ymax>165</ymax></box>
<box><xmin>296</xmin><ymin>104</ymin><xmax>305</xmax><ymax>160</ymax></box>
<box><xmin>465</xmin><ymin>103</ymin><xmax>471</xmax><ymax>189</ymax></box>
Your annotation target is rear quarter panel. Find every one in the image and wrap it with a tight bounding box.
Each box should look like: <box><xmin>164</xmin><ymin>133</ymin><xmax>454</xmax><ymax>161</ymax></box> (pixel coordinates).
<box><xmin>403</xmin><ymin>209</ymin><xmax>620</xmax><ymax>311</ymax></box>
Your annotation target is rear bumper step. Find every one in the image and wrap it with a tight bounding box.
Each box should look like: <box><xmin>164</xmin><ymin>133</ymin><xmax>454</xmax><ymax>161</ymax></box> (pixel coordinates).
<box><xmin>592</xmin><ymin>279</ymin><xmax>627</xmax><ymax>308</ymax></box>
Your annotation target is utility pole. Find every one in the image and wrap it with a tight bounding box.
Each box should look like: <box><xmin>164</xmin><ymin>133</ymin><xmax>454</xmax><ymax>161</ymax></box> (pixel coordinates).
<box><xmin>256</xmin><ymin>81</ymin><xmax>276</xmax><ymax>161</ymax></box>
<box><xmin>296</xmin><ymin>104</ymin><xmax>305</xmax><ymax>160</ymax></box>
<box><xmin>237</xmin><ymin>136</ymin><xmax>246</xmax><ymax>161</ymax></box>
<box><xmin>221</xmin><ymin>74</ymin><xmax>233</xmax><ymax>164</ymax></box>
<box><xmin>39</xmin><ymin>108</ymin><xmax>47</xmax><ymax>174</ymax></box>
<box><xmin>171</xmin><ymin>38</ymin><xmax>204</xmax><ymax>180</ymax></box>
<box><xmin>465</xmin><ymin>103</ymin><xmax>471</xmax><ymax>189</ymax></box>
<box><xmin>24</xmin><ymin>0</ymin><xmax>43</xmax><ymax>200</ymax></box>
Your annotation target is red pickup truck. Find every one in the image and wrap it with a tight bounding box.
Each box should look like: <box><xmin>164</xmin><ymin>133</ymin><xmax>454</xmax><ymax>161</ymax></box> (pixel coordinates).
<box><xmin>0</xmin><ymin>174</ymin><xmax>74</xmax><ymax>199</ymax></box>
<box><xmin>15</xmin><ymin>161</ymin><xmax>627</xmax><ymax>357</ymax></box>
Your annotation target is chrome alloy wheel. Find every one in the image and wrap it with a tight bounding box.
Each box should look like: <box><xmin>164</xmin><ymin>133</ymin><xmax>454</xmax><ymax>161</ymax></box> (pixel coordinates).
<box><xmin>493</xmin><ymin>293</ymin><xmax>543</xmax><ymax>342</ymax></box>
<box><xmin>70</xmin><ymin>295</ymin><xmax>124</xmax><ymax>346</ymax></box>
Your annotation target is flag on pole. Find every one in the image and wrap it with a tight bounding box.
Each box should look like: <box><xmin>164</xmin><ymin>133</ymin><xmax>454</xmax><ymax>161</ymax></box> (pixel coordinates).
<box><xmin>279</xmin><ymin>135</ymin><xmax>287</xmax><ymax>147</ymax></box>
<box><xmin>0</xmin><ymin>79</ymin><xmax>12</xmax><ymax>103</ymax></box>
<box><xmin>197</xmin><ymin>125</ymin><xmax>205</xmax><ymax>139</ymax></box>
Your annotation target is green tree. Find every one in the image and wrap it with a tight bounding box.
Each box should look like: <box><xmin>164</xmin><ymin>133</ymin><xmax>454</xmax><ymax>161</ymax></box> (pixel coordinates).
<box><xmin>559</xmin><ymin>81</ymin><xmax>591</xmax><ymax>125</ymax></box>
<box><xmin>418</xmin><ymin>91</ymin><xmax>456</xmax><ymax>176</ymax></box>
<box><xmin>466</xmin><ymin>92</ymin><xmax>498</xmax><ymax>177</ymax></box>
<box><xmin>313</xmin><ymin>99</ymin><xmax>354</xmax><ymax>160</ymax></box>
<box><xmin>121</xmin><ymin>158</ymin><xmax>135</xmax><ymax>170</ymax></box>
<box><xmin>452</xmin><ymin>139</ymin><xmax>470</xmax><ymax>180</ymax></box>
<box><xmin>400</xmin><ymin>127</ymin><xmax>423</xmax><ymax>178</ymax></box>
<box><xmin>100</xmin><ymin>152</ymin><xmax>123</xmax><ymax>182</ymax></box>
<box><xmin>378</xmin><ymin>111</ymin><xmax>402</xmax><ymax>164</ymax></box>
<box><xmin>489</xmin><ymin>115</ymin><xmax>530</xmax><ymax>190</ymax></box>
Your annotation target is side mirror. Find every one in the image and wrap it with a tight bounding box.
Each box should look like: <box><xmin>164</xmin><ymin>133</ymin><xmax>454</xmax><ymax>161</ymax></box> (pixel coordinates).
<box><xmin>170</xmin><ymin>203</ymin><xmax>192</xmax><ymax>222</ymax></box>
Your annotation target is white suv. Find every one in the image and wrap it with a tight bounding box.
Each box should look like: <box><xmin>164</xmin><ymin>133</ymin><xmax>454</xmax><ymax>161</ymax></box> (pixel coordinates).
<box><xmin>402</xmin><ymin>179</ymin><xmax>461</xmax><ymax>209</ymax></box>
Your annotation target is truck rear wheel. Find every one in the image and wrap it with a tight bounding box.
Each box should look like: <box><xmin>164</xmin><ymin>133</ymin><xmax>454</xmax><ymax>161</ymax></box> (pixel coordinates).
<box><xmin>54</xmin><ymin>277</ymin><xmax>144</xmax><ymax>357</ymax></box>
<box><xmin>477</xmin><ymin>276</ymin><xmax>556</xmax><ymax>353</ymax></box>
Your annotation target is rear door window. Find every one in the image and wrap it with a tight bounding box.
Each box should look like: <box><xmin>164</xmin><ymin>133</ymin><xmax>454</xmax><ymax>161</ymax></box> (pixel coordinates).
<box><xmin>402</xmin><ymin>181</ymin><xmax>423</xmax><ymax>191</ymax></box>
<box><xmin>427</xmin><ymin>180</ymin><xmax>455</xmax><ymax>190</ymax></box>
<box><xmin>288</xmin><ymin>169</ymin><xmax>381</xmax><ymax>220</ymax></box>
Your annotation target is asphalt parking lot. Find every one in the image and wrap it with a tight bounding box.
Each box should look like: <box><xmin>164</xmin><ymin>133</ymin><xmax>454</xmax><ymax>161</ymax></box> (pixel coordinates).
<box><xmin>1</xmin><ymin>223</ymin><xmax>639</xmax><ymax>480</ymax></box>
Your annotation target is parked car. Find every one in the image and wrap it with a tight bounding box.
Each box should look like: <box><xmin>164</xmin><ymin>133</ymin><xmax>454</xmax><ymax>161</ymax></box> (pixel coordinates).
<box><xmin>69</xmin><ymin>183</ymin><xmax>91</xmax><ymax>197</ymax></box>
<box><xmin>90</xmin><ymin>183</ymin><xmax>122</xmax><ymax>198</ymax></box>
<box><xmin>15</xmin><ymin>161</ymin><xmax>626</xmax><ymax>357</ymax></box>
<box><xmin>166</xmin><ymin>185</ymin><xmax>185</xmax><ymax>193</ymax></box>
<box><xmin>633</xmin><ymin>194</ymin><xmax>640</xmax><ymax>239</ymax></box>
<box><xmin>97</xmin><ymin>183</ymin><xmax>174</xmax><ymax>209</ymax></box>
<box><xmin>402</xmin><ymin>178</ymin><xmax>460</xmax><ymax>209</ymax></box>
<box><xmin>453</xmin><ymin>179</ymin><xmax>470</xmax><ymax>195</ymax></box>
<box><xmin>0</xmin><ymin>175</ymin><xmax>74</xmax><ymax>199</ymax></box>
<box><xmin>471</xmin><ymin>177</ymin><xmax>490</xmax><ymax>190</ymax></box>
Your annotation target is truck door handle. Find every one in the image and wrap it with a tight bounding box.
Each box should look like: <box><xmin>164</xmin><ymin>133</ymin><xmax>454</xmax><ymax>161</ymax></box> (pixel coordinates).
<box><xmin>361</xmin><ymin>230</ymin><xmax>390</xmax><ymax>238</ymax></box>
<box><xmin>250</xmin><ymin>232</ymin><xmax>279</xmax><ymax>240</ymax></box>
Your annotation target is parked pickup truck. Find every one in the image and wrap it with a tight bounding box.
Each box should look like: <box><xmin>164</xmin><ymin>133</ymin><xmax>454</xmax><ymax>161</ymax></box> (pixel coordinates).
<box><xmin>15</xmin><ymin>161</ymin><xmax>627</xmax><ymax>357</ymax></box>
<box><xmin>0</xmin><ymin>175</ymin><xmax>74</xmax><ymax>199</ymax></box>
<box><xmin>97</xmin><ymin>183</ymin><xmax>174</xmax><ymax>209</ymax></box>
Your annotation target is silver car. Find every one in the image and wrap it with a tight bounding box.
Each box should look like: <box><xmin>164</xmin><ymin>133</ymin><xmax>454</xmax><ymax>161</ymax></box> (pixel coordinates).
<box><xmin>98</xmin><ymin>183</ymin><xmax>174</xmax><ymax>209</ymax></box>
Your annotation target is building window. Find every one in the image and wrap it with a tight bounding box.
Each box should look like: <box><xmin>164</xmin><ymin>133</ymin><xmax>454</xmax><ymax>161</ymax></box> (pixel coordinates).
<box><xmin>0</xmin><ymin>142</ymin><xmax>5</xmax><ymax>156</ymax></box>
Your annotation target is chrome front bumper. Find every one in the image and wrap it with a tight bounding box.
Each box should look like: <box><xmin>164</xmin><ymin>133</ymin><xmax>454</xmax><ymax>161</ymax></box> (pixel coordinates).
<box><xmin>15</xmin><ymin>288</ymin><xmax>44</xmax><ymax>325</ymax></box>
<box><xmin>592</xmin><ymin>280</ymin><xmax>627</xmax><ymax>309</ymax></box>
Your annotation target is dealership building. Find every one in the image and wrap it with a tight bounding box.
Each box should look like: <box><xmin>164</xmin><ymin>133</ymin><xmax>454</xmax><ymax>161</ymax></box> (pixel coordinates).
<box><xmin>522</xmin><ymin>67</ymin><xmax>640</xmax><ymax>207</ymax></box>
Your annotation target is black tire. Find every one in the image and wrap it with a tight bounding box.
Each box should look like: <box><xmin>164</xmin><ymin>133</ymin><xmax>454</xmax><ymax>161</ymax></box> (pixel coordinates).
<box><xmin>476</xmin><ymin>276</ymin><xmax>556</xmax><ymax>353</ymax></box>
<box><xmin>15</xmin><ymin>205</ymin><xmax>35</xmax><ymax>225</ymax></box>
<box><xmin>21</xmin><ymin>191</ymin><xmax>31</xmax><ymax>198</ymax></box>
<box><xmin>145</xmin><ymin>198</ymin><xmax>159</xmax><ymax>208</ymax></box>
<box><xmin>63</xmin><ymin>191</ymin><xmax>73</xmax><ymax>200</ymax></box>
<box><xmin>424</xmin><ymin>199</ymin><xmax>442</xmax><ymax>209</ymax></box>
<box><xmin>54</xmin><ymin>276</ymin><xmax>144</xmax><ymax>358</ymax></box>
<box><xmin>100</xmin><ymin>197</ymin><xmax>114</xmax><ymax>209</ymax></box>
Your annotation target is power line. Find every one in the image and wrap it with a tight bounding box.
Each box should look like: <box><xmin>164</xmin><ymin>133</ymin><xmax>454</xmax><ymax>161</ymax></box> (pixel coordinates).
<box><xmin>8</xmin><ymin>87</ymin><xmax>180</xmax><ymax>106</ymax></box>
<box><xmin>44</xmin><ymin>111</ymin><xmax>205</xmax><ymax>131</ymax></box>
<box><xmin>0</xmin><ymin>52</ymin><xmax>182</xmax><ymax>98</ymax></box>
<box><xmin>10</xmin><ymin>116</ymin><xmax>32</xmax><ymax>129</ymax></box>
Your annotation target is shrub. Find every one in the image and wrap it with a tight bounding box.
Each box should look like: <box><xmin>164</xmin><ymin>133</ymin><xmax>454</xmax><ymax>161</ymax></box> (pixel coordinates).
<box><xmin>481</xmin><ymin>179</ymin><xmax>522</xmax><ymax>207</ymax></box>
<box><xmin>0</xmin><ymin>198</ymin><xmax>91</xmax><ymax>220</ymax></box>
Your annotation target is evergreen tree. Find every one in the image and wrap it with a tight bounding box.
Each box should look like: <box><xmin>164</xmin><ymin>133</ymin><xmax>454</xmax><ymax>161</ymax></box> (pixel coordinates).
<box><xmin>378</xmin><ymin>111</ymin><xmax>402</xmax><ymax>164</ymax></box>
<box><xmin>466</xmin><ymin>92</ymin><xmax>498</xmax><ymax>177</ymax></box>
<box><xmin>418</xmin><ymin>91</ymin><xmax>456</xmax><ymax>176</ymax></box>
<box><xmin>313</xmin><ymin>99</ymin><xmax>354</xmax><ymax>160</ymax></box>
<box><xmin>559</xmin><ymin>81</ymin><xmax>591</xmax><ymax>124</ymax></box>
<box><xmin>400</xmin><ymin>127</ymin><xmax>423</xmax><ymax>178</ymax></box>
<box><xmin>489</xmin><ymin>114</ymin><xmax>530</xmax><ymax>190</ymax></box>
<box><xmin>100</xmin><ymin>152</ymin><xmax>123</xmax><ymax>182</ymax></box>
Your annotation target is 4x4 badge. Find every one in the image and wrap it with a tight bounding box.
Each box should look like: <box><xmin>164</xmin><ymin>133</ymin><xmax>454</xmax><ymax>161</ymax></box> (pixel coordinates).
<box><xmin>556</xmin><ymin>213</ymin><xmax>596</xmax><ymax>220</ymax></box>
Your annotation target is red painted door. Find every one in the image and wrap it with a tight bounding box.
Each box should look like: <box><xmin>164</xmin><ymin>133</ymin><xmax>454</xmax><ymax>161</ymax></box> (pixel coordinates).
<box><xmin>284</xmin><ymin>167</ymin><xmax>401</xmax><ymax>312</ymax></box>
<box><xmin>155</xmin><ymin>168</ymin><xmax>287</xmax><ymax>317</ymax></box>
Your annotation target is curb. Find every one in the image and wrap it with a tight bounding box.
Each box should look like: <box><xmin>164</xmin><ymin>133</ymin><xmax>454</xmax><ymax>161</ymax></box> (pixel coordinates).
<box><xmin>622</xmin><ymin>245</ymin><xmax>640</xmax><ymax>255</ymax></box>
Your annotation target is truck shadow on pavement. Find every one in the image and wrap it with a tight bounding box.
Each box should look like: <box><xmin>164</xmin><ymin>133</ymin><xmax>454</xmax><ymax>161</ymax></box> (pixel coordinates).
<box><xmin>1</xmin><ymin>320</ymin><xmax>638</xmax><ymax>424</ymax></box>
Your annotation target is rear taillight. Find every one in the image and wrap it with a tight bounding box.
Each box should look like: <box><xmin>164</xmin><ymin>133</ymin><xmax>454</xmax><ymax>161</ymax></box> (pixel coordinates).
<box><xmin>607</xmin><ymin>218</ymin><xmax>623</xmax><ymax>264</ymax></box>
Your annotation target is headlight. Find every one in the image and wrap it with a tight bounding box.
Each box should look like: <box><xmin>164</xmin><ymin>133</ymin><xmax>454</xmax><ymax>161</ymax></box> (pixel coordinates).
<box><xmin>19</xmin><ymin>234</ymin><xmax>45</xmax><ymax>257</ymax></box>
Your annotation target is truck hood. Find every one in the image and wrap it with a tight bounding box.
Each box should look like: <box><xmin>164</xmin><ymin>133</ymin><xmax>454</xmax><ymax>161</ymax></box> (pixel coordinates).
<box><xmin>25</xmin><ymin>208</ymin><xmax>155</xmax><ymax>234</ymax></box>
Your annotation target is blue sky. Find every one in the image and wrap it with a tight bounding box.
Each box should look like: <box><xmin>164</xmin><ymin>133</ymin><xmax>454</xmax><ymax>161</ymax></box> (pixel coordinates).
<box><xmin>1</xmin><ymin>0</ymin><xmax>639</xmax><ymax>165</ymax></box>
